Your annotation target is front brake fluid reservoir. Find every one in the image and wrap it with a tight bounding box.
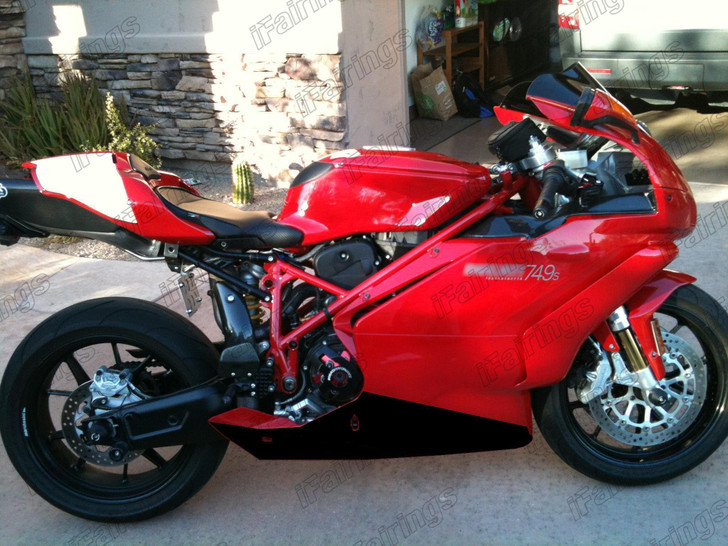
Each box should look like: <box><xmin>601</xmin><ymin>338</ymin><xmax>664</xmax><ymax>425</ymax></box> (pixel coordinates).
<box><xmin>557</xmin><ymin>149</ymin><xmax>588</xmax><ymax>170</ymax></box>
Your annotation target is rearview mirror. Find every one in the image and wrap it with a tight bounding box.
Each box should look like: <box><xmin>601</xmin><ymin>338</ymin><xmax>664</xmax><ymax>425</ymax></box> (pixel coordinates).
<box><xmin>570</xmin><ymin>88</ymin><xmax>596</xmax><ymax>128</ymax></box>
<box><xmin>569</xmin><ymin>88</ymin><xmax>641</xmax><ymax>144</ymax></box>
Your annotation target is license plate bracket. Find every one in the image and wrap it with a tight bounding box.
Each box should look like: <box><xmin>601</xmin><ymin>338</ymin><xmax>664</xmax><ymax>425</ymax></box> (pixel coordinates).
<box><xmin>177</xmin><ymin>272</ymin><xmax>201</xmax><ymax>316</ymax></box>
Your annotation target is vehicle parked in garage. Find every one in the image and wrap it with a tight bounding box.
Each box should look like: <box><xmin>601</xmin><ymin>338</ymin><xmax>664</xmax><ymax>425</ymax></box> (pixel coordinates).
<box><xmin>558</xmin><ymin>0</ymin><xmax>728</xmax><ymax>104</ymax></box>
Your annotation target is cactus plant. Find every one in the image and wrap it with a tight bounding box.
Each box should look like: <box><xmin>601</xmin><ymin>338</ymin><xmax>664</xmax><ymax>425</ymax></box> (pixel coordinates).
<box><xmin>233</xmin><ymin>160</ymin><xmax>255</xmax><ymax>205</ymax></box>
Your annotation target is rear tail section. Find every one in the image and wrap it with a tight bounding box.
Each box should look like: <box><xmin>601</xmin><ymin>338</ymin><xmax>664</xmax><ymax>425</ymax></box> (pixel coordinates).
<box><xmin>0</xmin><ymin>178</ymin><xmax>55</xmax><ymax>246</ymax></box>
<box><xmin>0</xmin><ymin>152</ymin><xmax>216</xmax><ymax>256</ymax></box>
<box><xmin>0</xmin><ymin>176</ymin><xmax>163</xmax><ymax>255</ymax></box>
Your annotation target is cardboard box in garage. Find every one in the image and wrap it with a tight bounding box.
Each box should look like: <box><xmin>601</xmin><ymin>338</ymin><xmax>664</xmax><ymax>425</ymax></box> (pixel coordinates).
<box><xmin>411</xmin><ymin>64</ymin><xmax>458</xmax><ymax>121</ymax></box>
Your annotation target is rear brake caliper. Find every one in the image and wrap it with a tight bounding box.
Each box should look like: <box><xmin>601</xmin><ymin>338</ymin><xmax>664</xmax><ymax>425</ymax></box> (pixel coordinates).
<box><xmin>61</xmin><ymin>366</ymin><xmax>146</xmax><ymax>465</ymax></box>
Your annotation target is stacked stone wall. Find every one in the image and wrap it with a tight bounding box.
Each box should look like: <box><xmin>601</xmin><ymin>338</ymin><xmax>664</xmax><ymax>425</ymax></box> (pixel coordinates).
<box><xmin>0</xmin><ymin>0</ymin><xmax>27</xmax><ymax>101</ymax></box>
<box><xmin>25</xmin><ymin>51</ymin><xmax>348</xmax><ymax>186</ymax></box>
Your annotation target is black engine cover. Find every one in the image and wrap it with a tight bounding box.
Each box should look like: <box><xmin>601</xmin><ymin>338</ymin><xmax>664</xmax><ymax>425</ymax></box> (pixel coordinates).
<box><xmin>313</xmin><ymin>240</ymin><xmax>378</xmax><ymax>289</ymax></box>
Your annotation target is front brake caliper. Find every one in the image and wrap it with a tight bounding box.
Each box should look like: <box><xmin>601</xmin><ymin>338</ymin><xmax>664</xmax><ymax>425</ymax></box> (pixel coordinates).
<box><xmin>576</xmin><ymin>339</ymin><xmax>613</xmax><ymax>404</ymax></box>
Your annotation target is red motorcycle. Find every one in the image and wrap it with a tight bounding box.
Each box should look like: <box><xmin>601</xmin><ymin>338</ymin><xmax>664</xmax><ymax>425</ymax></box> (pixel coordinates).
<box><xmin>1</xmin><ymin>64</ymin><xmax>727</xmax><ymax>522</ymax></box>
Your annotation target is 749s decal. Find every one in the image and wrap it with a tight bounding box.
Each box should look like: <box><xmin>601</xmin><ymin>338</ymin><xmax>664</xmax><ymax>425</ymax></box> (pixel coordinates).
<box><xmin>464</xmin><ymin>262</ymin><xmax>561</xmax><ymax>281</ymax></box>
<box><xmin>0</xmin><ymin>182</ymin><xmax>7</xmax><ymax>199</ymax></box>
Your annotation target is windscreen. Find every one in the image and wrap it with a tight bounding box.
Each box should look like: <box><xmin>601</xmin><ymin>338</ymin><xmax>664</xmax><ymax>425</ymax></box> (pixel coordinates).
<box><xmin>526</xmin><ymin>63</ymin><xmax>606</xmax><ymax>111</ymax></box>
<box><xmin>523</xmin><ymin>63</ymin><xmax>640</xmax><ymax>143</ymax></box>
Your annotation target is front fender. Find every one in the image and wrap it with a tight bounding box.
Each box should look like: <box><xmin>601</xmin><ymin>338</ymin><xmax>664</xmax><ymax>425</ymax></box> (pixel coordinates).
<box><xmin>592</xmin><ymin>270</ymin><xmax>696</xmax><ymax>379</ymax></box>
<box><xmin>626</xmin><ymin>270</ymin><xmax>696</xmax><ymax>378</ymax></box>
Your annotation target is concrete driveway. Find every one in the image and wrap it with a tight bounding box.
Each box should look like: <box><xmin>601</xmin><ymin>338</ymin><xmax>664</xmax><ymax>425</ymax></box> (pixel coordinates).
<box><xmin>1</xmin><ymin>108</ymin><xmax>727</xmax><ymax>545</ymax></box>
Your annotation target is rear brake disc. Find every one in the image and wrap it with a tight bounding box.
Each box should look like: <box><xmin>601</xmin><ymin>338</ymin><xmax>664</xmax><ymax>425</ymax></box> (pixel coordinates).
<box><xmin>61</xmin><ymin>383</ymin><xmax>141</xmax><ymax>466</ymax></box>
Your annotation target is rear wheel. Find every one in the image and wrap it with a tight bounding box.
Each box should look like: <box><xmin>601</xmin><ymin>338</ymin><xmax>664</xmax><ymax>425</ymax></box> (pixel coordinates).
<box><xmin>533</xmin><ymin>285</ymin><xmax>728</xmax><ymax>484</ymax></box>
<box><xmin>0</xmin><ymin>298</ymin><xmax>228</xmax><ymax>522</ymax></box>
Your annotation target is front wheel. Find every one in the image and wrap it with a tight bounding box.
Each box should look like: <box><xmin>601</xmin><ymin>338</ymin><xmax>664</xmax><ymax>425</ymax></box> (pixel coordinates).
<box><xmin>0</xmin><ymin>298</ymin><xmax>228</xmax><ymax>522</ymax></box>
<box><xmin>533</xmin><ymin>285</ymin><xmax>728</xmax><ymax>485</ymax></box>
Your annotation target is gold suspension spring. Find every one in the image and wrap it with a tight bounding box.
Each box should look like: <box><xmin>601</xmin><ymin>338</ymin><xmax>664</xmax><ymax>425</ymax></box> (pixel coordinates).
<box><xmin>245</xmin><ymin>295</ymin><xmax>264</xmax><ymax>324</ymax></box>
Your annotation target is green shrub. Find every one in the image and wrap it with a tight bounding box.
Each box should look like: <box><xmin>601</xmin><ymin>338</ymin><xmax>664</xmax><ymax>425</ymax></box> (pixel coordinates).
<box><xmin>0</xmin><ymin>71</ymin><xmax>160</xmax><ymax>168</ymax></box>
<box><xmin>85</xmin><ymin>93</ymin><xmax>160</xmax><ymax>168</ymax></box>
<box><xmin>61</xmin><ymin>72</ymin><xmax>108</xmax><ymax>152</ymax></box>
<box><xmin>0</xmin><ymin>74</ymin><xmax>68</xmax><ymax>162</ymax></box>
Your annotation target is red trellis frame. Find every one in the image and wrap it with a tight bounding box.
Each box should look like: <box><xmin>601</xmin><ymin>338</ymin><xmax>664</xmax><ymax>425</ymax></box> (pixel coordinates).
<box><xmin>260</xmin><ymin>175</ymin><xmax>528</xmax><ymax>392</ymax></box>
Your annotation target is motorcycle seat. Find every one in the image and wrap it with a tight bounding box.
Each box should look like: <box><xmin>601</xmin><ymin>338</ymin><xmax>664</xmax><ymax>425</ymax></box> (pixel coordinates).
<box><xmin>155</xmin><ymin>186</ymin><xmax>303</xmax><ymax>249</ymax></box>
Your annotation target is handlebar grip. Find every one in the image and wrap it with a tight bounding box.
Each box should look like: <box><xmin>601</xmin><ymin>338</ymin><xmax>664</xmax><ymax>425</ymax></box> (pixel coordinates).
<box><xmin>533</xmin><ymin>167</ymin><xmax>568</xmax><ymax>220</ymax></box>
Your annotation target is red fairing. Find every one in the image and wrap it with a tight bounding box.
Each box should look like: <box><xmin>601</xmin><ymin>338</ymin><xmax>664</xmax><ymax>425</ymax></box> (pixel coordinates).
<box><xmin>25</xmin><ymin>152</ymin><xmax>215</xmax><ymax>245</ymax></box>
<box><xmin>277</xmin><ymin>149</ymin><xmax>491</xmax><ymax>246</ymax></box>
<box><xmin>114</xmin><ymin>154</ymin><xmax>215</xmax><ymax>245</ymax></box>
<box><xmin>120</xmin><ymin>178</ymin><xmax>215</xmax><ymax>245</ymax></box>
<box><xmin>625</xmin><ymin>270</ymin><xmax>696</xmax><ymax>375</ymax></box>
<box><xmin>494</xmin><ymin>105</ymin><xmax>527</xmax><ymax>125</ymax></box>
<box><xmin>210</xmin><ymin>407</ymin><xmax>300</xmax><ymax>429</ymax></box>
<box><xmin>524</xmin><ymin>88</ymin><xmax>695</xmax><ymax>197</ymax></box>
<box><xmin>343</xmin><ymin>215</ymin><xmax>682</xmax><ymax>427</ymax></box>
<box><xmin>109</xmin><ymin>153</ymin><xmax>216</xmax><ymax>245</ymax></box>
<box><xmin>117</xmin><ymin>158</ymin><xmax>214</xmax><ymax>244</ymax></box>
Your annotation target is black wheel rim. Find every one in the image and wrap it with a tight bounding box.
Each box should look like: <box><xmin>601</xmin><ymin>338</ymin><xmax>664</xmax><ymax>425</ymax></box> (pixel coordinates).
<box><xmin>562</xmin><ymin>302</ymin><xmax>727</xmax><ymax>466</ymax></box>
<box><xmin>24</xmin><ymin>335</ymin><xmax>197</xmax><ymax>502</ymax></box>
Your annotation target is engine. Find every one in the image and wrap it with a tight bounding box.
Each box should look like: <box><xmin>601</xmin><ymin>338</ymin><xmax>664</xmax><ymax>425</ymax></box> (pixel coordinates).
<box><xmin>374</xmin><ymin>230</ymin><xmax>432</xmax><ymax>261</ymax></box>
<box><xmin>275</xmin><ymin>330</ymin><xmax>363</xmax><ymax>424</ymax></box>
<box><xmin>302</xmin><ymin>332</ymin><xmax>363</xmax><ymax>406</ymax></box>
<box><xmin>312</xmin><ymin>238</ymin><xmax>381</xmax><ymax>289</ymax></box>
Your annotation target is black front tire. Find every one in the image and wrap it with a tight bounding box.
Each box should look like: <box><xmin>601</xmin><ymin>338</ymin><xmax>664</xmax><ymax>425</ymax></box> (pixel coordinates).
<box><xmin>533</xmin><ymin>284</ymin><xmax>728</xmax><ymax>485</ymax></box>
<box><xmin>0</xmin><ymin>298</ymin><xmax>228</xmax><ymax>522</ymax></box>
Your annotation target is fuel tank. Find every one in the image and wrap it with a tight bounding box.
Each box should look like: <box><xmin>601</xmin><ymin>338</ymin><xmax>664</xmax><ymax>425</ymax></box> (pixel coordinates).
<box><xmin>277</xmin><ymin>149</ymin><xmax>491</xmax><ymax>246</ymax></box>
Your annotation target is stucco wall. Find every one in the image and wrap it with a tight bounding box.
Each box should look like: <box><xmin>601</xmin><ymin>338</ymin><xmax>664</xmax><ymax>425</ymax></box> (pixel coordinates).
<box><xmin>404</xmin><ymin>0</ymin><xmax>434</xmax><ymax>107</ymax></box>
<box><xmin>23</xmin><ymin>0</ymin><xmax>344</xmax><ymax>54</ymax></box>
<box><xmin>341</xmin><ymin>0</ymin><xmax>409</xmax><ymax>148</ymax></box>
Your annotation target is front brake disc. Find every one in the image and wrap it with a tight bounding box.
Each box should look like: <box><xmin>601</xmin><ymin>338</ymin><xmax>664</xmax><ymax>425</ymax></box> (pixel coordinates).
<box><xmin>587</xmin><ymin>331</ymin><xmax>707</xmax><ymax>447</ymax></box>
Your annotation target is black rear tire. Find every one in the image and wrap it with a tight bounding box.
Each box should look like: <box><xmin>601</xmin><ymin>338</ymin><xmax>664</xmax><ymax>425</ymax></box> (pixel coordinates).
<box><xmin>533</xmin><ymin>284</ymin><xmax>728</xmax><ymax>485</ymax></box>
<box><xmin>0</xmin><ymin>298</ymin><xmax>228</xmax><ymax>522</ymax></box>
